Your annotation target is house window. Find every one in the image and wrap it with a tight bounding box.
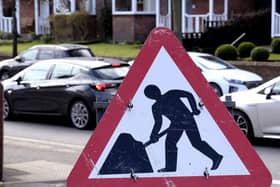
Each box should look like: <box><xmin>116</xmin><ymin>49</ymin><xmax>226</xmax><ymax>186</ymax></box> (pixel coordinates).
<box><xmin>115</xmin><ymin>0</ymin><xmax>132</xmax><ymax>11</ymax></box>
<box><xmin>3</xmin><ymin>0</ymin><xmax>12</xmax><ymax>17</ymax></box>
<box><xmin>113</xmin><ymin>0</ymin><xmax>155</xmax><ymax>15</ymax></box>
<box><xmin>55</xmin><ymin>0</ymin><xmax>71</xmax><ymax>14</ymax></box>
<box><xmin>84</xmin><ymin>0</ymin><xmax>96</xmax><ymax>15</ymax></box>
<box><xmin>77</xmin><ymin>0</ymin><xmax>96</xmax><ymax>15</ymax></box>
<box><xmin>137</xmin><ymin>0</ymin><xmax>155</xmax><ymax>12</ymax></box>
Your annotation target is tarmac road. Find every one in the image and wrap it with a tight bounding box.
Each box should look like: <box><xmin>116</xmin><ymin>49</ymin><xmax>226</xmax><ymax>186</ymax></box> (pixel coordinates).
<box><xmin>1</xmin><ymin>116</ymin><xmax>280</xmax><ymax>187</ymax></box>
<box><xmin>2</xmin><ymin>116</ymin><xmax>92</xmax><ymax>187</ymax></box>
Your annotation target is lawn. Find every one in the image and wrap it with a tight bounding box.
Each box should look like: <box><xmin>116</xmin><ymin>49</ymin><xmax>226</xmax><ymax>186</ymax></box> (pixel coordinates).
<box><xmin>268</xmin><ymin>53</ymin><xmax>280</xmax><ymax>61</ymax></box>
<box><xmin>1</xmin><ymin>41</ymin><xmax>280</xmax><ymax>61</ymax></box>
<box><xmin>0</xmin><ymin>41</ymin><xmax>141</xmax><ymax>59</ymax></box>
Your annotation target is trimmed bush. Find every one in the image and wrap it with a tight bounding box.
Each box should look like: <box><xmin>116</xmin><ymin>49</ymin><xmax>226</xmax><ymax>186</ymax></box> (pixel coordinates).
<box><xmin>215</xmin><ymin>44</ymin><xmax>238</xmax><ymax>60</ymax></box>
<box><xmin>40</xmin><ymin>35</ymin><xmax>53</xmax><ymax>43</ymax></box>
<box><xmin>237</xmin><ymin>41</ymin><xmax>256</xmax><ymax>58</ymax></box>
<box><xmin>183</xmin><ymin>10</ymin><xmax>271</xmax><ymax>52</ymax></box>
<box><xmin>271</xmin><ymin>38</ymin><xmax>280</xmax><ymax>53</ymax></box>
<box><xmin>251</xmin><ymin>47</ymin><xmax>270</xmax><ymax>61</ymax></box>
<box><xmin>51</xmin><ymin>12</ymin><xmax>97</xmax><ymax>42</ymax></box>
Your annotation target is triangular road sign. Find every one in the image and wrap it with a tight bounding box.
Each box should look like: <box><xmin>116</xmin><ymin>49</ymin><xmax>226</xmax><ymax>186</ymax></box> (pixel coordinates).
<box><xmin>67</xmin><ymin>27</ymin><xmax>272</xmax><ymax>187</ymax></box>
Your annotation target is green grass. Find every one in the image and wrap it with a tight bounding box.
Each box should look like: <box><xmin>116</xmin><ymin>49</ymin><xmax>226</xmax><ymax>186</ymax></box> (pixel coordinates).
<box><xmin>1</xmin><ymin>41</ymin><xmax>280</xmax><ymax>61</ymax></box>
<box><xmin>0</xmin><ymin>41</ymin><xmax>141</xmax><ymax>59</ymax></box>
<box><xmin>88</xmin><ymin>43</ymin><xmax>141</xmax><ymax>59</ymax></box>
<box><xmin>239</xmin><ymin>53</ymin><xmax>280</xmax><ymax>61</ymax></box>
<box><xmin>268</xmin><ymin>53</ymin><xmax>280</xmax><ymax>61</ymax></box>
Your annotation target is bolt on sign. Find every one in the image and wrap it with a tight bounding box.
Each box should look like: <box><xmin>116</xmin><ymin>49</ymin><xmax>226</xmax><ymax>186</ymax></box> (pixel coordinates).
<box><xmin>67</xmin><ymin>27</ymin><xmax>272</xmax><ymax>187</ymax></box>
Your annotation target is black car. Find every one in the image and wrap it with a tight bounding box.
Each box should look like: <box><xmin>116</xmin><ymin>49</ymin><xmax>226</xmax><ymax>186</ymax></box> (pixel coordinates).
<box><xmin>0</xmin><ymin>44</ymin><xmax>95</xmax><ymax>80</ymax></box>
<box><xmin>2</xmin><ymin>57</ymin><xmax>130</xmax><ymax>129</ymax></box>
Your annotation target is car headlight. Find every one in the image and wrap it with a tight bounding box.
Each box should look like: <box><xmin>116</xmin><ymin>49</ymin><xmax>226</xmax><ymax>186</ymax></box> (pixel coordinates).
<box><xmin>224</xmin><ymin>78</ymin><xmax>244</xmax><ymax>85</ymax></box>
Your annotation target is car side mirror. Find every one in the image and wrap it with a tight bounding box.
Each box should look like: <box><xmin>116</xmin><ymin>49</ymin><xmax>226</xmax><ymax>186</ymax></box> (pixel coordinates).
<box><xmin>15</xmin><ymin>76</ymin><xmax>22</xmax><ymax>85</ymax></box>
<box><xmin>15</xmin><ymin>56</ymin><xmax>24</xmax><ymax>62</ymax></box>
<box><xmin>264</xmin><ymin>87</ymin><xmax>273</xmax><ymax>99</ymax></box>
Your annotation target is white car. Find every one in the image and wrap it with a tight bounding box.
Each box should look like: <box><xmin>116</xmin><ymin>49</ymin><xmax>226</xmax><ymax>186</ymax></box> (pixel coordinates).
<box><xmin>129</xmin><ymin>52</ymin><xmax>263</xmax><ymax>96</ymax></box>
<box><xmin>188</xmin><ymin>52</ymin><xmax>263</xmax><ymax>96</ymax></box>
<box><xmin>220</xmin><ymin>76</ymin><xmax>280</xmax><ymax>140</ymax></box>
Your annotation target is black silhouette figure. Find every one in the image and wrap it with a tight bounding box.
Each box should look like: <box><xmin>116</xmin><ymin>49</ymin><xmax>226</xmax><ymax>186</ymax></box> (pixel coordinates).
<box><xmin>144</xmin><ymin>84</ymin><xmax>223</xmax><ymax>172</ymax></box>
<box><xmin>99</xmin><ymin>133</ymin><xmax>153</xmax><ymax>175</ymax></box>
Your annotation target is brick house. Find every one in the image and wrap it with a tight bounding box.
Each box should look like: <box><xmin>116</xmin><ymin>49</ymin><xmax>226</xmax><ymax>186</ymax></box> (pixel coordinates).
<box><xmin>111</xmin><ymin>0</ymin><xmax>271</xmax><ymax>42</ymax></box>
<box><xmin>0</xmin><ymin>0</ymin><xmax>110</xmax><ymax>40</ymax></box>
<box><xmin>0</xmin><ymin>0</ymin><xmax>277</xmax><ymax>42</ymax></box>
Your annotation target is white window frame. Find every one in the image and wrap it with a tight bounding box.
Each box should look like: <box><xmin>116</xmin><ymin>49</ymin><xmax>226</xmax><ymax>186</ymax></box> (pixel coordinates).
<box><xmin>53</xmin><ymin>0</ymin><xmax>75</xmax><ymax>15</ymax></box>
<box><xmin>113</xmin><ymin>0</ymin><xmax>156</xmax><ymax>15</ymax></box>
<box><xmin>53</xmin><ymin>0</ymin><xmax>96</xmax><ymax>15</ymax></box>
<box><xmin>84</xmin><ymin>0</ymin><xmax>96</xmax><ymax>15</ymax></box>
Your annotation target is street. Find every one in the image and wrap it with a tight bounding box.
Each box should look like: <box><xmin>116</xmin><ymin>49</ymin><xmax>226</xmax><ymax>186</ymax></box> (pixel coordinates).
<box><xmin>2</xmin><ymin>116</ymin><xmax>280</xmax><ymax>186</ymax></box>
<box><xmin>3</xmin><ymin>116</ymin><xmax>91</xmax><ymax>185</ymax></box>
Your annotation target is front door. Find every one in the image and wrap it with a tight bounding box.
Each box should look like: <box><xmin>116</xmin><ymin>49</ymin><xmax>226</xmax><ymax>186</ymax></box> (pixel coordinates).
<box><xmin>35</xmin><ymin>0</ymin><xmax>50</xmax><ymax>34</ymax></box>
<box><xmin>156</xmin><ymin>0</ymin><xmax>171</xmax><ymax>29</ymax></box>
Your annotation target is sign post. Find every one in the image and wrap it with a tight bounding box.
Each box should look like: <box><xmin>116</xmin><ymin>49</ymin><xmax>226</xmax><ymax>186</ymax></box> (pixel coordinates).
<box><xmin>0</xmin><ymin>83</ymin><xmax>3</xmax><ymax>181</ymax></box>
<box><xmin>67</xmin><ymin>27</ymin><xmax>272</xmax><ymax>187</ymax></box>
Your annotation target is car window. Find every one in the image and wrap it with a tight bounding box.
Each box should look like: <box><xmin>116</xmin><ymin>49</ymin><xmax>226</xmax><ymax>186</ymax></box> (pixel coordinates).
<box><xmin>66</xmin><ymin>48</ymin><xmax>95</xmax><ymax>57</ymax></box>
<box><xmin>92</xmin><ymin>65</ymin><xmax>130</xmax><ymax>80</ymax></box>
<box><xmin>272</xmin><ymin>81</ymin><xmax>280</xmax><ymax>95</ymax></box>
<box><xmin>51</xmin><ymin>63</ymin><xmax>80</xmax><ymax>79</ymax></box>
<box><xmin>54</xmin><ymin>49</ymin><xmax>67</xmax><ymax>58</ymax></box>
<box><xmin>194</xmin><ymin>55</ymin><xmax>235</xmax><ymax>70</ymax></box>
<box><xmin>20</xmin><ymin>48</ymin><xmax>39</xmax><ymax>61</ymax></box>
<box><xmin>21</xmin><ymin>63</ymin><xmax>52</xmax><ymax>81</ymax></box>
<box><xmin>38</xmin><ymin>48</ymin><xmax>55</xmax><ymax>59</ymax></box>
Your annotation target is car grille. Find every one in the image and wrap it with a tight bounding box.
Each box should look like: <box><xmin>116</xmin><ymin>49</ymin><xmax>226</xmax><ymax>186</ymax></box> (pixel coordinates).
<box><xmin>245</xmin><ymin>81</ymin><xmax>263</xmax><ymax>89</ymax></box>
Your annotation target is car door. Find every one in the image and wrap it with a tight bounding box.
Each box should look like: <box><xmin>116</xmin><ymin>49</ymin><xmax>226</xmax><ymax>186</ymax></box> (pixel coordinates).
<box><xmin>33</xmin><ymin>63</ymin><xmax>82</xmax><ymax>114</ymax></box>
<box><xmin>256</xmin><ymin>81</ymin><xmax>280</xmax><ymax>134</ymax></box>
<box><xmin>9</xmin><ymin>63</ymin><xmax>53</xmax><ymax>113</ymax></box>
<box><xmin>13</xmin><ymin>48</ymin><xmax>40</xmax><ymax>74</ymax></box>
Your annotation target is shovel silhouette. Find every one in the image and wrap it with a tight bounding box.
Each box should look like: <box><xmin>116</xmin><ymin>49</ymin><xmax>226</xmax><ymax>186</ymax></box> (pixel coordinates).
<box><xmin>99</xmin><ymin>128</ymin><xmax>169</xmax><ymax>175</ymax></box>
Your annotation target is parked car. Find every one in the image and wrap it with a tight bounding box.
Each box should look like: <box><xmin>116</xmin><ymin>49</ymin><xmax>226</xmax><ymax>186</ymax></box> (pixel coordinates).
<box><xmin>129</xmin><ymin>52</ymin><xmax>263</xmax><ymax>96</ymax></box>
<box><xmin>188</xmin><ymin>52</ymin><xmax>263</xmax><ymax>96</ymax></box>
<box><xmin>0</xmin><ymin>44</ymin><xmax>95</xmax><ymax>80</ymax></box>
<box><xmin>2</xmin><ymin>57</ymin><xmax>130</xmax><ymax>129</ymax></box>
<box><xmin>220</xmin><ymin>76</ymin><xmax>280</xmax><ymax>140</ymax></box>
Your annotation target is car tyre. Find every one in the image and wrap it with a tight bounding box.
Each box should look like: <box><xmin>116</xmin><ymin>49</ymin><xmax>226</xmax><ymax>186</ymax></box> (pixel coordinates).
<box><xmin>69</xmin><ymin>100</ymin><xmax>92</xmax><ymax>129</ymax></box>
<box><xmin>3</xmin><ymin>97</ymin><xmax>12</xmax><ymax>120</ymax></box>
<box><xmin>231</xmin><ymin>110</ymin><xmax>254</xmax><ymax>141</ymax></box>
<box><xmin>210</xmin><ymin>83</ymin><xmax>223</xmax><ymax>96</ymax></box>
<box><xmin>0</xmin><ymin>71</ymin><xmax>10</xmax><ymax>80</ymax></box>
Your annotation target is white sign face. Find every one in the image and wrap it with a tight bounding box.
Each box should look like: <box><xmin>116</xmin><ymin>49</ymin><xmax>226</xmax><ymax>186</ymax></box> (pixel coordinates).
<box><xmin>88</xmin><ymin>47</ymin><xmax>249</xmax><ymax>179</ymax></box>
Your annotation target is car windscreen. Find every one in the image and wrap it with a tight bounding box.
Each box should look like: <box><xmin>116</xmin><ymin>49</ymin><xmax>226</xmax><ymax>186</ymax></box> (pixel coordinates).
<box><xmin>91</xmin><ymin>65</ymin><xmax>130</xmax><ymax>80</ymax></box>
<box><xmin>196</xmin><ymin>55</ymin><xmax>236</xmax><ymax>70</ymax></box>
<box><xmin>66</xmin><ymin>48</ymin><xmax>95</xmax><ymax>57</ymax></box>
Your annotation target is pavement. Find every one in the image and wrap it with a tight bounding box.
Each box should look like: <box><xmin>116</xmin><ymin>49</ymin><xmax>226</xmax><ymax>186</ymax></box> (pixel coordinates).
<box><xmin>0</xmin><ymin>181</ymin><xmax>66</xmax><ymax>187</ymax></box>
<box><xmin>0</xmin><ymin>160</ymin><xmax>67</xmax><ymax>187</ymax></box>
<box><xmin>0</xmin><ymin>133</ymin><xmax>78</xmax><ymax>187</ymax></box>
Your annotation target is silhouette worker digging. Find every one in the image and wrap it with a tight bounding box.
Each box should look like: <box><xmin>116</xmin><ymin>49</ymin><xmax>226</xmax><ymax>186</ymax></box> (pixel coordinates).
<box><xmin>144</xmin><ymin>84</ymin><xmax>223</xmax><ymax>172</ymax></box>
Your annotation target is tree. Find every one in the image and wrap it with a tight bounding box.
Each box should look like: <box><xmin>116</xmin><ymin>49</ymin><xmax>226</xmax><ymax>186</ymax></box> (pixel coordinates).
<box><xmin>171</xmin><ymin>1</ymin><xmax>182</xmax><ymax>42</ymax></box>
<box><xmin>12</xmin><ymin>0</ymin><xmax>17</xmax><ymax>57</ymax></box>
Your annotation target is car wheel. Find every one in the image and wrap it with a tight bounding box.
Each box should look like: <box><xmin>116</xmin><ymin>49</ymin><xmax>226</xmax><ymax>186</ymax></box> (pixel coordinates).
<box><xmin>231</xmin><ymin>110</ymin><xmax>254</xmax><ymax>140</ymax></box>
<box><xmin>3</xmin><ymin>97</ymin><xmax>12</xmax><ymax>119</ymax></box>
<box><xmin>210</xmin><ymin>83</ymin><xmax>223</xmax><ymax>96</ymax></box>
<box><xmin>69</xmin><ymin>100</ymin><xmax>92</xmax><ymax>129</ymax></box>
<box><xmin>0</xmin><ymin>71</ymin><xmax>10</xmax><ymax>80</ymax></box>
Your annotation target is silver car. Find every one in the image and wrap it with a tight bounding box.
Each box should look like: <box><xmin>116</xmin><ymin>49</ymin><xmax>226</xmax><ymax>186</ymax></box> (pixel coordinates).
<box><xmin>188</xmin><ymin>52</ymin><xmax>263</xmax><ymax>96</ymax></box>
<box><xmin>220</xmin><ymin>76</ymin><xmax>280</xmax><ymax>140</ymax></box>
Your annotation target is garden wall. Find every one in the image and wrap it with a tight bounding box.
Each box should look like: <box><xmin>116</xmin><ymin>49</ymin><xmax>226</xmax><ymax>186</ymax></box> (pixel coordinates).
<box><xmin>230</xmin><ymin>61</ymin><xmax>280</xmax><ymax>82</ymax></box>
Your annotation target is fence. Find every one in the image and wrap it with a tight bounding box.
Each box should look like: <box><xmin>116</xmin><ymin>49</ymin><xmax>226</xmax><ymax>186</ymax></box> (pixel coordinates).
<box><xmin>37</xmin><ymin>17</ymin><xmax>51</xmax><ymax>35</ymax></box>
<box><xmin>0</xmin><ymin>16</ymin><xmax>13</xmax><ymax>33</ymax></box>
<box><xmin>272</xmin><ymin>12</ymin><xmax>280</xmax><ymax>38</ymax></box>
<box><xmin>183</xmin><ymin>13</ymin><xmax>227</xmax><ymax>37</ymax></box>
